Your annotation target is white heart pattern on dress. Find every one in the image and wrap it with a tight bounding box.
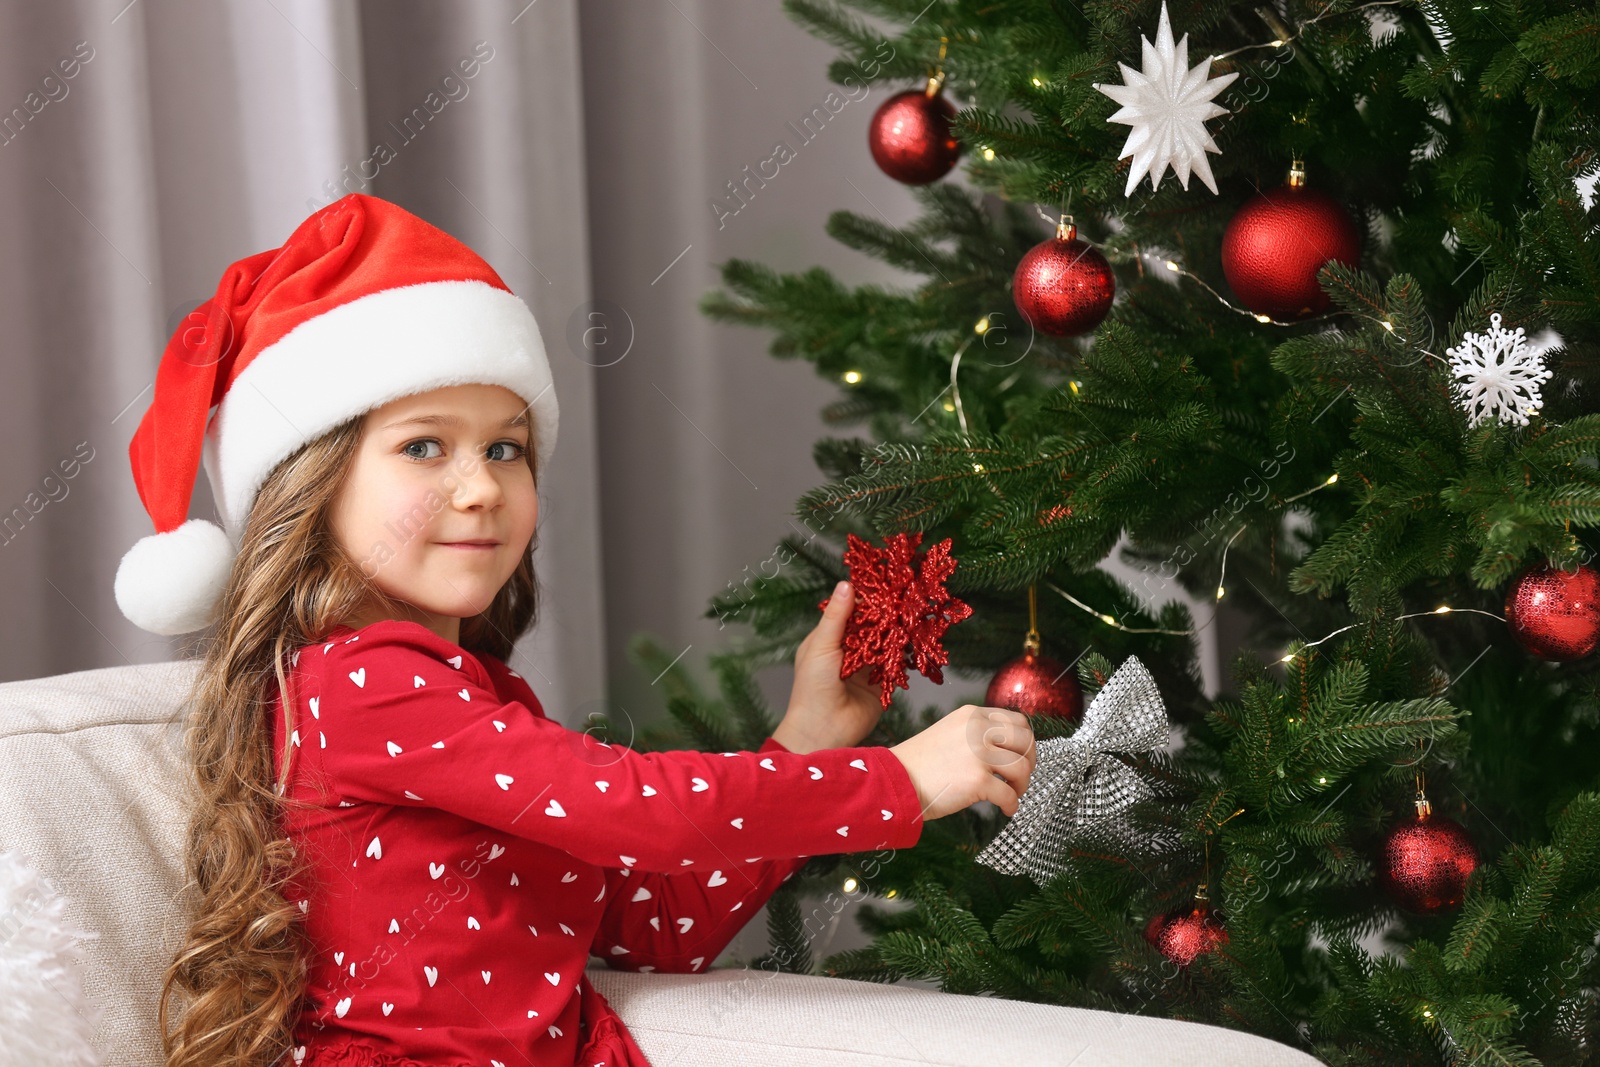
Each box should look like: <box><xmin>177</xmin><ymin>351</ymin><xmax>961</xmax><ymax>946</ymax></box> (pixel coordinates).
<box><xmin>492</xmin><ymin>721</ymin><xmax>506</xmax><ymax>732</ymax></box>
<box><xmin>432</xmin><ymin>741</ymin><xmax>445</xmax><ymax>749</ymax></box>
<box><xmin>430</xmin><ymin>862</ymin><xmax>446</xmax><ymax>879</ymax></box>
<box><xmin>382</xmin><ymin>1003</ymin><xmax>394</xmax><ymax>1016</ymax></box>
<box><xmin>632</xmin><ymin>886</ymin><xmax>651</xmax><ymax>902</ymax></box>
<box><xmin>414</xmin><ymin>675</ymin><xmax>426</xmax><ymax>688</ymax></box>
<box><xmin>544</xmin><ymin>971</ymin><xmax>561</xmax><ymax>986</ymax></box>
<box><xmin>386</xmin><ymin>741</ymin><xmax>403</xmax><ymax>757</ymax></box>
<box><xmin>496</xmin><ymin>773</ymin><xmax>515</xmax><ymax>790</ymax></box>
<box><xmin>882</xmin><ymin>809</ymin><xmax>893</xmax><ymax>819</ymax></box>
<box><xmin>308</xmin><ymin>696</ymin><xmax>319</xmax><ymax>718</ymax></box>
<box><xmin>547</xmin><ymin>1026</ymin><xmax>563</xmax><ymax>1039</ymax></box>
<box><xmin>611</xmin><ymin>944</ymin><xmax>629</xmax><ymax>954</ymax></box>
<box><xmin>808</xmin><ymin>766</ymin><xmax>823</xmax><ymax>780</ymax></box>
<box><xmin>836</xmin><ymin>826</ymin><xmax>849</xmax><ymax>836</ymax></box>
<box><xmin>348</xmin><ymin>668</ymin><xmax>365</xmax><ymax>688</ymax></box>
<box><xmin>680</xmin><ymin>858</ymin><xmax>694</xmax><ymax>865</ymax></box>
<box><xmin>649</xmin><ymin>916</ymin><xmax>660</xmax><ymax>930</ymax></box>
<box><xmin>691</xmin><ymin>777</ymin><xmax>709</xmax><ymax>792</ymax></box>
<box><xmin>730</xmin><ymin>817</ymin><xmax>743</xmax><ymax>829</ymax></box>
<box><xmin>334</xmin><ymin>952</ymin><xmax>344</xmax><ymax>965</ymax></box>
<box><xmin>759</xmin><ymin>758</ymin><xmax>776</xmax><ymax>771</ymax></box>
<box><xmin>488</xmin><ymin>844</ymin><xmax>505</xmax><ymax>860</ymax></box>
<box><xmin>404</xmin><ymin>790</ymin><xmax>424</xmax><ymax>801</ymax></box>
<box><xmin>595</xmin><ymin>781</ymin><xmax>610</xmax><ymax>792</ymax></box>
<box><xmin>335</xmin><ymin>997</ymin><xmax>351</xmax><ymax>1018</ymax></box>
<box><xmin>481</xmin><ymin>970</ymin><xmax>492</xmax><ymax>984</ymax></box>
<box><xmin>641</xmin><ymin>785</ymin><xmax>656</xmax><ymax>797</ymax></box>
<box><xmin>425</xmin><ymin>966</ymin><xmax>438</xmax><ymax>987</ymax></box>
<box><xmin>544</xmin><ymin>799</ymin><xmax>565</xmax><ymax>817</ymax></box>
<box><xmin>677</xmin><ymin>917</ymin><xmax>694</xmax><ymax>933</ymax></box>
<box><xmin>850</xmin><ymin>758</ymin><xmax>868</xmax><ymax>771</ymax></box>
<box><xmin>365</xmin><ymin>837</ymin><xmax>382</xmax><ymax>860</ymax></box>
<box><xmin>558</xmin><ymin>923</ymin><xmax>574</xmax><ymax>936</ymax></box>
<box><xmin>467</xmin><ymin>916</ymin><xmax>480</xmax><ymax>930</ymax></box>
<box><xmin>561</xmin><ymin>871</ymin><xmax>577</xmax><ymax>883</ymax></box>
<box><xmin>447</xmin><ymin>655</ymin><xmax>463</xmax><ymax>669</ymax></box>
<box><xmin>389</xmin><ymin>919</ymin><xmax>400</xmax><ymax>933</ymax></box>
<box><xmin>619</xmin><ymin>855</ymin><xmax>636</xmax><ymax>867</ymax></box>
<box><xmin>707</xmin><ymin>870</ymin><xmax>727</xmax><ymax>887</ymax></box>
<box><xmin>690</xmin><ymin>957</ymin><xmax>704</xmax><ymax>970</ymax></box>
<box><xmin>458</xmin><ymin>689</ymin><xmax>471</xmax><ymax>701</ymax></box>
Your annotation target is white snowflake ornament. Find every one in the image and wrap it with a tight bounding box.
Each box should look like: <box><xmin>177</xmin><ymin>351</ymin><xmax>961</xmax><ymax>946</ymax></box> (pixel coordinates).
<box><xmin>1447</xmin><ymin>312</ymin><xmax>1553</xmax><ymax>428</ymax></box>
<box><xmin>1096</xmin><ymin>2</ymin><xmax>1239</xmax><ymax>197</ymax></box>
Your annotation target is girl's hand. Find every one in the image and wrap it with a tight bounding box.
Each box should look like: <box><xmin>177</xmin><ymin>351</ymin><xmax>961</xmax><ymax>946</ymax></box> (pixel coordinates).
<box><xmin>772</xmin><ymin>581</ymin><xmax>884</xmax><ymax>755</ymax></box>
<box><xmin>890</xmin><ymin>705</ymin><xmax>1036</xmax><ymax>820</ymax></box>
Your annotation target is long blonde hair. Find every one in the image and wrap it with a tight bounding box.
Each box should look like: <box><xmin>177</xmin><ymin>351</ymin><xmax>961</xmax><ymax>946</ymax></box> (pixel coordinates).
<box><xmin>158</xmin><ymin>414</ymin><xmax>540</xmax><ymax>1067</ymax></box>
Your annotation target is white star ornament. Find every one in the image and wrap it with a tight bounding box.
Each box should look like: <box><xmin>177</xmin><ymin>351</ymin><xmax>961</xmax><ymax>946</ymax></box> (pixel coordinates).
<box><xmin>1096</xmin><ymin>2</ymin><xmax>1239</xmax><ymax>197</ymax></box>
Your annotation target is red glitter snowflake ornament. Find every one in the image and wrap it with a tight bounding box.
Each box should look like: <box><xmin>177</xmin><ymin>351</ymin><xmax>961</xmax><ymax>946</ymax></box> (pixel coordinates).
<box><xmin>817</xmin><ymin>531</ymin><xmax>974</xmax><ymax>709</ymax></box>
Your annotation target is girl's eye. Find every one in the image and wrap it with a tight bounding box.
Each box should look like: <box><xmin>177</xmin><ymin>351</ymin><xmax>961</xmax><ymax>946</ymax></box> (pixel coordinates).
<box><xmin>487</xmin><ymin>441</ymin><xmax>527</xmax><ymax>463</ymax></box>
<box><xmin>402</xmin><ymin>439</ymin><xmax>444</xmax><ymax>460</ymax></box>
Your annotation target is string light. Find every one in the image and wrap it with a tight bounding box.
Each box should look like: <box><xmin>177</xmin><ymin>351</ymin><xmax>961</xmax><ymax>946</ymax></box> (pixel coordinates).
<box><xmin>1216</xmin><ymin>525</ymin><xmax>1246</xmax><ymax>601</ymax></box>
<box><xmin>1148</xmin><ymin>252</ymin><xmax>1337</xmax><ymax>327</ymax></box>
<box><xmin>843</xmin><ymin>877</ymin><xmax>859</xmax><ymax>893</ymax></box>
<box><xmin>1283</xmin><ymin>472</ymin><xmax>1339</xmax><ymax>503</ymax></box>
<box><xmin>1209</xmin><ymin>0</ymin><xmax>1407</xmax><ymax>61</ymax></box>
<box><xmin>1278</xmin><ymin>605</ymin><xmax>1506</xmax><ymax>663</ymax></box>
<box><xmin>842</xmin><ymin>369</ymin><xmax>863</xmax><ymax>384</ymax></box>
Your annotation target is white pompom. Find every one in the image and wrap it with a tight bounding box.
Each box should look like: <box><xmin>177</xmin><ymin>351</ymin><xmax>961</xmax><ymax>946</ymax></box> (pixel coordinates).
<box><xmin>0</xmin><ymin>849</ymin><xmax>104</xmax><ymax>1066</ymax></box>
<box><xmin>113</xmin><ymin>518</ymin><xmax>235</xmax><ymax>635</ymax></box>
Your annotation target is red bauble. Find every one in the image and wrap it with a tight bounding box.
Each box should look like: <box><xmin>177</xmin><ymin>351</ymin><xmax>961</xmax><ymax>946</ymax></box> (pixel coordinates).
<box><xmin>817</xmin><ymin>532</ymin><xmax>974</xmax><ymax>709</ymax></box>
<box><xmin>1220</xmin><ymin>175</ymin><xmax>1362</xmax><ymax>321</ymax></box>
<box><xmin>1144</xmin><ymin>904</ymin><xmax>1228</xmax><ymax>966</ymax></box>
<box><xmin>985</xmin><ymin>651</ymin><xmax>1084</xmax><ymax>721</ymax></box>
<box><xmin>868</xmin><ymin>87</ymin><xmax>961</xmax><ymax>185</ymax></box>
<box><xmin>1378</xmin><ymin>810</ymin><xmax>1479</xmax><ymax>914</ymax></box>
<box><xmin>1504</xmin><ymin>562</ymin><xmax>1600</xmax><ymax>662</ymax></box>
<box><xmin>1012</xmin><ymin>223</ymin><xmax>1116</xmax><ymax>337</ymax></box>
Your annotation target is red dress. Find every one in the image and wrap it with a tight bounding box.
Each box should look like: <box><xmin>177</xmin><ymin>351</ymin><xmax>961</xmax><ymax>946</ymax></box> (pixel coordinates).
<box><xmin>269</xmin><ymin>619</ymin><xmax>925</xmax><ymax>1066</ymax></box>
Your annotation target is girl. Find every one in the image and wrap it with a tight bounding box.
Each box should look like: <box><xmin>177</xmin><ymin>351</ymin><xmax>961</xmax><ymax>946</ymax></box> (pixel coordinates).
<box><xmin>114</xmin><ymin>194</ymin><xmax>1036</xmax><ymax>1067</ymax></box>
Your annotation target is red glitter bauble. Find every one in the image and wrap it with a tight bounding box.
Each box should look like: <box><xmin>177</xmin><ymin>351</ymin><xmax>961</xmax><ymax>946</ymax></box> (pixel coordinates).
<box><xmin>1145</xmin><ymin>904</ymin><xmax>1228</xmax><ymax>967</ymax></box>
<box><xmin>1220</xmin><ymin>178</ymin><xmax>1362</xmax><ymax>321</ymax></box>
<box><xmin>868</xmin><ymin>87</ymin><xmax>961</xmax><ymax>185</ymax></box>
<box><xmin>817</xmin><ymin>532</ymin><xmax>974</xmax><ymax>708</ymax></box>
<box><xmin>985</xmin><ymin>651</ymin><xmax>1084</xmax><ymax>721</ymax></box>
<box><xmin>1504</xmin><ymin>562</ymin><xmax>1600</xmax><ymax>662</ymax></box>
<box><xmin>1012</xmin><ymin>225</ymin><xmax>1116</xmax><ymax>337</ymax></box>
<box><xmin>1377</xmin><ymin>811</ymin><xmax>1479</xmax><ymax>914</ymax></box>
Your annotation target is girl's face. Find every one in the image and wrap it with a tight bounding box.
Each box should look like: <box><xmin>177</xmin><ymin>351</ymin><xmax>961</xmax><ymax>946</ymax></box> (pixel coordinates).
<box><xmin>329</xmin><ymin>383</ymin><xmax>538</xmax><ymax>645</ymax></box>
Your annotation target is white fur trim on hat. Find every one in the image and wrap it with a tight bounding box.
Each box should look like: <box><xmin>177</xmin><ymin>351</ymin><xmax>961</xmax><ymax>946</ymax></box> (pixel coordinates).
<box><xmin>200</xmin><ymin>279</ymin><xmax>560</xmax><ymax>538</ymax></box>
<box><xmin>113</xmin><ymin>518</ymin><xmax>235</xmax><ymax>636</ymax></box>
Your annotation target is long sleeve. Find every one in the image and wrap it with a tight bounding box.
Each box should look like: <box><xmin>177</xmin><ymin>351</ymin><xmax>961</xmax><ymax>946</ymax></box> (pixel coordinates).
<box><xmin>311</xmin><ymin>621</ymin><xmax>926</xmax><ymax>878</ymax></box>
<box><xmin>589</xmin><ymin>736</ymin><xmax>815</xmax><ymax>973</ymax></box>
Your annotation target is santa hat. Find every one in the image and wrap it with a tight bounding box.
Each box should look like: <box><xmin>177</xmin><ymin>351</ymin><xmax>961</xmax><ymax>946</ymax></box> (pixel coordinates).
<box><xmin>114</xmin><ymin>193</ymin><xmax>559</xmax><ymax>636</ymax></box>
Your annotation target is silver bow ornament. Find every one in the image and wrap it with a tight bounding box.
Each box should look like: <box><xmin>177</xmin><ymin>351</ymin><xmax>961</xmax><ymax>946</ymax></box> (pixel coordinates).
<box><xmin>976</xmin><ymin>655</ymin><xmax>1171</xmax><ymax>886</ymax></box>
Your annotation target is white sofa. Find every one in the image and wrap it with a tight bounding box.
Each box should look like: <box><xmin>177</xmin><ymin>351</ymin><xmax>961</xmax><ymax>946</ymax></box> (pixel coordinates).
<box><xmin>0</xmin><ymin>660</ymin><xmax>1324</xmax><ymax>1066</ymax></box>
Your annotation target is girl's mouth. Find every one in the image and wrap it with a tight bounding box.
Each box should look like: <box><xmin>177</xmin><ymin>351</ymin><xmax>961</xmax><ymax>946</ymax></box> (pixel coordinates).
<box><xmin>436</xmin><ymin>540</ymin><xmax>500</xmax><ymax>550</ymax></box>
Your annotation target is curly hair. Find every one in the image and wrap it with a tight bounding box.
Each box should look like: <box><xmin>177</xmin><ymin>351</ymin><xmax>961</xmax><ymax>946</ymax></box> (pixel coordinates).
<box><xmin>157</xmin><ymin>413</ymin><xmax>541</xmax><ymax>1067</ymax></box>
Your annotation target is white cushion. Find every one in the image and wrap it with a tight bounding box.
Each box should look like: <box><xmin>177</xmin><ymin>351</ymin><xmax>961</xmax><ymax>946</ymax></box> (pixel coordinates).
<box><xmin>0</xmin><ymin>660</ymin><xmax>1321</xmax><ymax>1065</ymax></box>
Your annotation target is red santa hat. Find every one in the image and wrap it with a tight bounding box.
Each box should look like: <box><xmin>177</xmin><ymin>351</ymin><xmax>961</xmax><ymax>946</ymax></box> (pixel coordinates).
<box><xmin>114</xmin><ymin>193</ymin><xmax>559</xmax><ymax>636</ymax></box>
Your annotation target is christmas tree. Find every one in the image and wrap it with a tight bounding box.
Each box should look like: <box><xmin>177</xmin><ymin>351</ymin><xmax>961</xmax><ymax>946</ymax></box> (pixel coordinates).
<box><xmin>615</xmin><ymin>0</ymin><xmax>1600</xmax><ymax>1062</ymax></box>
